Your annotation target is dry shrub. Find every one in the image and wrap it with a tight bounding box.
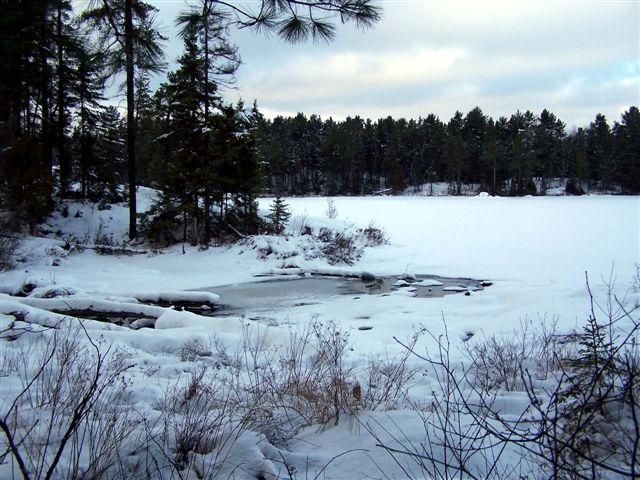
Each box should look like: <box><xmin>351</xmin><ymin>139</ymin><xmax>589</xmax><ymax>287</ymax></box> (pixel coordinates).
<box><xmin>179</xmin><ymin>338</ymin><xmax>212</xmax><ymax>363</ymax></box>
<box><xmin>0</xmin><ymin>321</ymin><xmax>135</xmax><ymax>479</ymax></box>
<box><xmin>318</xmin><ymin>228</ymin><xmax>363</xmax><ymax>265</ymax></box>
<box><xmin>358</xmin><ymin>221</ymin><xmax>388</xmax><ymax>247</ymax></box>
<box><xmin>465</xmin><ymin>317</ymin><xmax>574</xmax><ymax>392</ymax></box>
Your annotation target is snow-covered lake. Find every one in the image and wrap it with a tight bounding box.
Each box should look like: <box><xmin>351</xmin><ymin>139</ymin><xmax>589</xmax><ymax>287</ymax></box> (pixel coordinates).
<box><xmin>2</xmin><ymin>194</ymin><xmax>638</xmax><ymax>479</ymax></box>
<box><xmin>6</xmin><ymin>194</ymin><xmax>638</xmax><ymax>348</ymax></box>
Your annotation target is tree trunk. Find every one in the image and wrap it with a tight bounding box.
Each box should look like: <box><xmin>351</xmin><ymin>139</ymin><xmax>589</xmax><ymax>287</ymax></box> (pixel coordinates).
<box><xmin>191</xmin><ymin>215</ymin><xmax>198</xmax><ymax>246</ymax></box>
<box><xmin>125</xmin><ymin>0</ymin><xmax>137</xmax><ymax>240</ymax></box>
<box><xmin>40</xmin><ymin>7</ymin><xmax>53</xmax><ymax>177</ymax></box>
<box><xmin>56</xmin><ymin>2</ymin><xmax>69</xmax><ymax>198</ymax></box>
<box><xmin>202</xmin><ymin>1</ymin><xmax>212</xmax><ymax>246</ymax></box>
<box><xmin>203</xmin><ymin>188</ymin><xmax>211</xmax><ymax>245</ymax></box>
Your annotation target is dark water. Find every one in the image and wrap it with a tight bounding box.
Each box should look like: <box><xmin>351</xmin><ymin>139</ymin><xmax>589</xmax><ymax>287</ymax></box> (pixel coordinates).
<box><xmin>200</xmin><ymin>274</ymin><xmax>488</xmax><ymax>316</ymax></box>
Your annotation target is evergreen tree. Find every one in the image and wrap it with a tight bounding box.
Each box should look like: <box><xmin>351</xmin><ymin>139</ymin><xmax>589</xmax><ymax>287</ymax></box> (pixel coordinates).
<box><xmin>508</xmin><ymin>110</ymin><xmax>537</xmax><ymax>195</ymax></box>
<box><xmin>565</xmin><ymin>128</ymin><xmax>588</xmax><ymax>194</ymax></box>
<box><xmin>446</xmin><ymin>111</ymin><xmax>465</xmax><ymax>194</ymax></box>
<box><xmin>534</xmin><ymin>109</ymin><xmax>565</xmax><ymax>192</ymax></box>
<box><xmin>586</xmin><ymin>113</ymin><xmax>614</xmax><ymax>190</ymax></box>
<box><xmin>481</xmin><ymin>118</ymin><xmax>498</xmax><ymax>194</ymax></box>
<box><xmin>83</xmin><ymin>0</ymin><xmax>165</xmax><ymax>240</ymax></box>
<box><xmin>0</xmin><ymin>1</ymin><xmax>56</xmax><ymax>227</ymax></box>
<box><xmin>267</xmin><ymin>195</ymin><xmax>291</xmax><ymax>235</ymax></box>
<box><xmin>134</xmin><ymin>72</ymin><xmax>156</xmax><ymax>187</ymax></box>
<box><xmin>91</xmin><ymin>106</ymin><xmax>126</xmax><ymax>201</ymax></box>
<box><xmin>422</xmin><ymin>114</ymin><xmax>446</xmax><ymax>186</ymax></box>
<box><xmin>613</xmin><ymin>106</ymin><xmax>640</xmax><ymax>193</ymax></box>
<box><xmin>72</xmin><ymin>45</ymin><xmax>106</xmax><ymax>199</ymax></box>
<box><xmin>51</xmin><ymin>0</ymin><xmax>78</xmax><ymax>197</ymax></box>
<box><xmin>462</xmin><ymin>107</ymin><xmax>488</xmax><ymax>186</ymax></box>
<box><xmin>177</xmin><ymin>1</ymin><xmax>241</xmax><ymax>243</ymax></box>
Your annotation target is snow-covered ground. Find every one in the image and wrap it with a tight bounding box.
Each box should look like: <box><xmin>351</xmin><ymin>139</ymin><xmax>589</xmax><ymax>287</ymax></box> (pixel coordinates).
<box><xmin>1</xmin><ymin>193</ymin><xmax>638</xmax><ymax>479</ymax></box>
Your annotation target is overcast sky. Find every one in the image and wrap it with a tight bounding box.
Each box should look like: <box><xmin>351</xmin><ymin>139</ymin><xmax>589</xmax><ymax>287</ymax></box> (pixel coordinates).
<box><xmin>144</xmin><ymin>0</ymin><xmax>638</xmax><ymax>129</ymax></box>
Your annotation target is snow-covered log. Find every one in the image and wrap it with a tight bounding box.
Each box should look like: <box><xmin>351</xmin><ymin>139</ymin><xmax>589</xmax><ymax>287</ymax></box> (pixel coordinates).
<box><xmin>14</xmin><ymin>296</ymin><xmax>165</xmax><ymax>322</ymax></box>
<box><xmin>131</xmin><ymin>291</ymin><xmax>219</xmax><ymax>310</ymax></box>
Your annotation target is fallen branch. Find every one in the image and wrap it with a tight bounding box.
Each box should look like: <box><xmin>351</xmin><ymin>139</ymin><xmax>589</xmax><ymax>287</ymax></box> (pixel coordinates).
<box><xmin>87</xmin><ymin>244</ymin><xmax>148</xmax><ymax>255</ymax></box>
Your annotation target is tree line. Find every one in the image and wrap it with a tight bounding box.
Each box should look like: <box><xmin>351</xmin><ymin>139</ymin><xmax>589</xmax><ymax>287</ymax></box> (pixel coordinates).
<box><xmin>255</xmin><ymin>107</ymin><xmax>640</xmax><ymax>197</ymax></box>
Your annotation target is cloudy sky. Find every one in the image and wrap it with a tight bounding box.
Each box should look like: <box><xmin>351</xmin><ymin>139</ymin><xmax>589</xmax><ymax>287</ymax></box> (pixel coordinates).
<box><xmin>148</xmin><ymin>0</ymin><xmax>638</xmax><ymax>129</ymax></box>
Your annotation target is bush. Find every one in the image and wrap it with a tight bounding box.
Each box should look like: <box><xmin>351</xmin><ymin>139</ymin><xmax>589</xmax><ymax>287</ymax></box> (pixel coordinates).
<box><xmin>375</xmin><ymin>275</ymin><xmax>640</xmax><ymax>479</ymax></box>
<box><xmin>358</xmin><ymin>222</ymin><xmax>388</xmax><ymax>247</ymax></box>
<box><xmin>0</xmin><ymin>235</ymin><xmax>19</xmax><ymax>271</ymax></box>
<box><xmin>325</xmin><ymin>198</ymin><xmax>338</xmax><ymax>219</ymax></box>
<box><xmin>0</xmin><ymin>322</ymin><xmax>135</xmax><ymax>479</ymax></box>
<box><xmin>318</xmin><ymin>228</ymin><xmax>363</xmax><ymax>265</ymax></box>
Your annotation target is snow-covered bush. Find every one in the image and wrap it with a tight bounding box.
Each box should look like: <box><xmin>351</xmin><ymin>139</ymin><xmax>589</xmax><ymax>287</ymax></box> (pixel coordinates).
<box><xmin>148</xmin><ymin>366</ymin><xmax>247</xmax><ymax>477</ymax></box>
<box><xmin>375</xmin><ymin>281</ymin><xmax>640</xmax><ymax>479</ymax></box>
<box><xmin>325</xmin><ymin>198</ymin><xmax>338</xmax><ymax>219</ymax></box>
<box><xmin>317</xmin><ymin>228</ymin><xmax>363</xmax><ymax>265</ymax></box>
<box><xmin>358</xmin><ymin>222</ymin><xmax>388</xmax><ymax>247</ymax></box>
<box><xmin>289</xmin><ymin>212</ymin><xmax>311</xmax><ymax>235</ymax></box>
<box><xmin>0</xmin><ymin>322</ymin><xmax>135</xmax><ymax>479</ymax></box>
<box><xmin>179</xmin><ymin>338</ymin><xmax>213</xmax><ymax>362</ymax></box>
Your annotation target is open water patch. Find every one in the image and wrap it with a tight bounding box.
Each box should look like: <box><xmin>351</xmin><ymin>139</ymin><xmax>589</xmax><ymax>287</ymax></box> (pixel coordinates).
<box><xmin>200</xmin><ymin>274</ymin><xmax>489</xmax><ymax>316</ymax></box>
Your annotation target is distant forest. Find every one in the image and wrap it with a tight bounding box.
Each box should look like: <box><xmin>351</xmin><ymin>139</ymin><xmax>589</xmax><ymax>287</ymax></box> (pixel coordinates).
<box><xmin>252</xmin><ymin>106</ymin><xmax>640</xmax><ymax>196</ymax></box>
<box><xmin>1</xmin><ymin>0</ymin><xmax>638</xmax><ymax>241</ymax></box>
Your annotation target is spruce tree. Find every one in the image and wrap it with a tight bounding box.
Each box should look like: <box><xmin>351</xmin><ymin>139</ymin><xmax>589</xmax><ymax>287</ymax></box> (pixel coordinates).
<box><xmin>267</xmin><ymin>195</ymin><xmax>291</xmax><ymax>235</ymax></box>
<box><xmin>613</xmin><ymin>106</ymin><xmax>640</xmax><ymax>193</ymax></box>
<box><xmin>92</xmin><ymin>106</ymin><xmax>126</xmax><ymax>202</ymax></box>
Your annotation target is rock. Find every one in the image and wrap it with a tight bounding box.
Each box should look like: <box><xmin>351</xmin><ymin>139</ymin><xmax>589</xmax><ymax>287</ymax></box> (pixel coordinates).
<box><xmin>360</xmin><ymin>271</ymin><xmax>377</xmax><ymax>281</ymax></box>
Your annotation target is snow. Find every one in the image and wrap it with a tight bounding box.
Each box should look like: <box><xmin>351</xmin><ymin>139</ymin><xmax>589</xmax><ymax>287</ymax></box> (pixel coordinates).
<box><xmin>1</xmin><ymin>193</ymin><xmax>638</xmax><ymax>479</ymax></box>
<box><xmin>132</xmin><ymin>290</ymin><xmax>220</xmax><ymax>305</ymax></box>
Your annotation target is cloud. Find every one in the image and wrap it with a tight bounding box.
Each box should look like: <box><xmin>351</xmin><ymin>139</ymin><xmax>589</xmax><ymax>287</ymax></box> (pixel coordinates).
<box><xmin>145</xmin><ymin>0</ymin><xmax>639</xmax><ymax>127</ymax></box>
<box><xmin>240</xmin><ymin>46</ymin><xmax>467</xmax><ymax>103</ymax></box>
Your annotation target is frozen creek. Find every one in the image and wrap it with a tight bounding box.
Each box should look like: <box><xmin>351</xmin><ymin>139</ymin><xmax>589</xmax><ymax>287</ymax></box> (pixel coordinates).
<box><xmin>200</xmin><ymin>274</ymin><xmax>490</xmax><ymax>318</ymax></box>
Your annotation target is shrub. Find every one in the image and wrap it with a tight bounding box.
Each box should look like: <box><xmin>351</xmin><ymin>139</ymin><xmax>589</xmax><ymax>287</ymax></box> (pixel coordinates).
<box><xmin>358</xmin><ymin>221</ymin><xmax>388</xmax><ymax>247</ymax></box>
<box><xmin>0</xmin><ymin>322</ymin><xmax>135</xmax><ymax>479</ymax></box>
<box><xmin>325</xmin><ymin>198</ymin><xmax>338</xmax><ymax>219</ymax></box>
<box><xmin>0</xmin><ymin>235</ymin><xmax>19</xmax><ymax>271</ymax></box>
<box><xmin>320</xmin><ymin>229</ymin><xmax>363</xmax><ymax>265</ymax></box>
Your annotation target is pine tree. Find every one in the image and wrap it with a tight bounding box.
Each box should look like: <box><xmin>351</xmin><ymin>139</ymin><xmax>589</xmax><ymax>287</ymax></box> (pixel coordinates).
<box><xmin>508</xmin><ymin>110</ymin><xmax>537</xmax><ymax>195</ymax></box>
<box><xmin>0</xmin><ymin>1</ymin><xmax>55</xmax><ymax>228</ymax></box>
<box><xmin>446</xmin><ymin>111</ymin><xmax>465</xmax><ymax>194</ymax></box>
<box><xmin>267</xmin><ymin>195</ymin><xmax>291</xmax><ymax>235</ymax></box>
<box><xmin>613</xmin><ymin>106</ymin><xmax>640</xmax><ymax>193</ymax></box>
<box><xmin>586</xmin><ymin>114</ymin><xmax>614</xmax><ymax>190</ymax></box>
<box><xmin>534</xmin><ymin>109</ymin><xmax>565</xmax><ymax>192</ymax></box>
<box><xmin>209</xmin><ymin>1</ymin><xmax>381</xmax><ymax>44</ymax></box>
<box><xmin>91</xmin><ymin>106</ymin><xmax>126</xmax><ymax>202</ymax></box>
<box><xmin>51</xmin><ymin>0</ymin><xmax>77</xmax><ymax>197</ymax></box>
<box><xmin>462</xmin><ymin>107</ymin><xmax>488</xmax><ymax>187</ymax></box>
<box><xmin>72</xmin><ymin>45</ymin><xmax>106</xmax><ymax>200</ymax></box>
<box><xmin>177</xmin><ymin>2</ymin><xmax>240</xmax><ymax>243</ymax></box>
<box><xmin>83</xmin><ymin>0</ymin><xmax>165</xmax><ymax>239</ymax></box>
